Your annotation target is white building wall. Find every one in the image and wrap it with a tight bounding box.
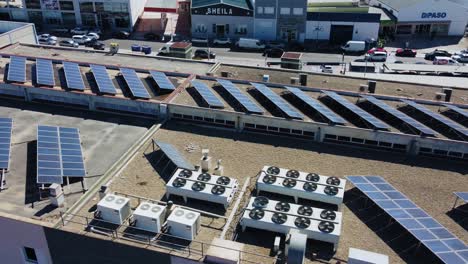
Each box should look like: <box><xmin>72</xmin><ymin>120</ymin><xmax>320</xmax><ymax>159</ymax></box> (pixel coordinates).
<box><xmin>254</xmin><ymin>18</ymin><xmax>277</xmax><ymax>40</ymax></box>
<box><xmin>306</xmin><ymin>21</ymin><xmax>379</xmax><ymax>41</ymax></box>
<box><xmin>129</xmin><ymin>0</ymin><xmax>146</xmax><ymax>28</ymax></box>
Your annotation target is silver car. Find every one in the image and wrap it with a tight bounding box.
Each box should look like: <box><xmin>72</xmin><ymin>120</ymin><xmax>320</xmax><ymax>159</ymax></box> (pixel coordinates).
<box><xmin>59</xmin><ymin>39</ymin><xmax>79</xmax><ymax>48</ymax></box>
<box><xmin>39</xmin><ymin>38</ymin><xmax>57</xmax><ymax>46</ymax></box>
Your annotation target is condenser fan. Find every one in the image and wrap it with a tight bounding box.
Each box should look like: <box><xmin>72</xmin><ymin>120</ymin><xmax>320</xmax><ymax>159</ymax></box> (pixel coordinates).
<box><xmin>324</xmin><ymin>186</ymin><xmax>339</xmax><ymax>196</ymax></box>
<box><xmin>275</xmin><ymin>202</ymin><xmax>291</xmax><ymax>212</ymax></box>
<box><xmin>253</xmin><ymin>196</ymin><xmax>269</xmax><ymax>208</ymax></box>
<box><xmin>297</xmin><ymin>205</ymin><xmax>313</xmax><ymax>216</ymax></box>
<box><xmin>306</xmin><ymin>173</ymin><xmax>320</xmax><ymax>182</ymax></box>
<box><xmin>173</xmin><ymin>178</ymin><xmax>187</xmax><ymax>188</ymax></box>
<box><xmin>286</xmin><ymin>170</ymin><xmax>300</xmax><ymax>178</ymax></box>
<box><xmin>303</xmin><ymin>182</ymin><xmax>317</xmax><ymax>192</ymax></box>
<box><xmin>211</xmin><ymin>185</ymin><xmax>226</xmax><ymax>195</ymax></box>
<box><xmin>271</xmin><ymin>213</ymin><xmax>288</xmax><ymax>224</ymax></box>
<box><xmin>197</xmin><ymin>173</ymin><xmax>211</xmax><ymax>182</ymax></box>
<box><xmin>294</xmin><ymin>217</ymin><xmax>311</xmax><ymax>229</ymax></box>
<box><xmin>318</xmin><ymin>221</ymin><xmax>335</xmax><ymax>233</ymax></box>
<box><xmin>216</xmin><ymin>176</ymin><xmax>231</xmax><ymax>186</ymax></box>
<box><xmin>249</xmin><ymin>208</ymin><xmax>265</xmax><ymax>220</ymax></box>
<box><xmin>263</xmin><ymin>175</ymin><xmax>277</xmax><ymax>184</ymax></box>
<box><xmin>266</xmin><ymin>166</ymin><xmax>280</xmax><ymax>175</ymax></box>
<box><xmin>178</xmin><ymin>169</ymin><xmax>193</xmax><ymax>178</ymax></box>
<box><xmin>191</xmin><ymin>181</ymin><xmax>206</xmax><ymax>192</ymax></box>
<box><xmin>282</xmin><ymin>178</ymin><xmax>297</xmax><ymax>188</ymax></box>
<box><xmin>320</xmin><ymin>210</ymin><xmax>336</xmax><ymax>220</ymax></box>
<box><xmin>326</xmin><ymin>177</ymin><xmax>341</xmax><ymax>186</ymax></box>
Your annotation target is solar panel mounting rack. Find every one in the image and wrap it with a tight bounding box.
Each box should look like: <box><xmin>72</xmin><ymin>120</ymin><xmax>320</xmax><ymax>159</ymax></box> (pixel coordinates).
<box><xmin>251</xmin><ymin>83</ymin><xmax>303</xmax><ymax>120</ymax></box>
<box><xmin>217</xmin><ymin>79</ymin><xmax>264</xmax><ymax>114</ymax></box>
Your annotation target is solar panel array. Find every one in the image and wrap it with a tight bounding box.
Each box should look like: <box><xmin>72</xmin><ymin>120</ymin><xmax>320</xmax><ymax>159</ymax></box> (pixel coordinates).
<box><xmin>59</xmin><ymin>127</ymin><xmax>86</xmax><ymax>177</ymax></box>
<box><xmin>36</xmin><ymin>59</ymin><xmax>55</xmax><ymax>86</ymax></box>
<box><xmin>90</xmin><ymin>64</ymin><xmax>117</xmax><ymax>94</ymax></box>
<box><xmin>217</xmin><ymin>79</ymin><xmax>264</xmax><ymax>114</ymax></box>
<box><xmin>362</xmin><ymin>95</ymin><xmax>436</xmax><ymax>137</ymax></box>
<box><xmin>454</xmin><ymin>192</ymin><xmax>468</xmax><ymax>203</ymax></box>
<box><xmin>0</xmin><ymin>118</ymin><xmax>12</xmax><ymax>170</ymax></box>
<box><xmin>191</xmin><ymin>80</ymin><xmax>225</xmax><ymax>108</ymax></box>
<box><xmin>251</xmin><ymin>83</ymin><xmax>303</xmax><ymax>119</ymax></box>
<box><xmin>401</xmin><ymin>100</ymin><xmax>468</xmax><ymax>138</ymax></box>
<box><xmin>444</xmin><ymin>104</ymin><xmax>468</xmax><ymax>119</ymax></box>
<box><xmin>120</xmin><ymin>68</ymin><xmax>151</xmax><ymax>99</ymax></box>
<box><xmin>347</xmin><ymin>176</ymin><xmax>468</xmax><ymax>264</ymax></box>
<box><xmin>154</xmin><ymin>141</ymin><xmax>195</xmax><ymax>171</ymax></box>
<box><xmin>63</xmin><ymin>62</ymin><xmax>85</xmax><ymax>90</ymax></box>
<box><xmin>286</xmin><ymin>87</ymin><xmax>346</xmax><ymax>125</ymax></box>
<box><xmin>150</xmin><ymin>71</ymin><xmax>175</xmax><ymax>90</ymax></box>
<box><xmin>321</xmin><ymin>91</ymin><xmax>389</xmax><ymax>130</ymax></box>
<box><xmin>7</xmin><ymin>56</ymin><xmax>26</xmax><ymax>83</ymax></box>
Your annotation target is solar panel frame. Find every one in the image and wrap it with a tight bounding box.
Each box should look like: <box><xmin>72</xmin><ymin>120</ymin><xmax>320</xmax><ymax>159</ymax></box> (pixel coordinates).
<box><xmin>37</xmin><ymin>126</ymin><xmax>63</xmax><ymax>184</ymax></box>
<box><xmin>7</xmin><ymin>56</ymin><xmax>27</xmax><ymax>83</ymax></box>
<box><xmin>444</xmin><ymin>104</ymin><xmax>468</xmax><ymax>119</ymax></box>
<box><xmin>454</xmin><ymin>192</ymin><xmax>468</xmax><ymax>203</ymax></box>
<box><xmin>154</xmin><ymin>141</ymin><xmax>195</xmax><ymax>171</ymax></box>
<box><xmin>217</xmin><ymin>79</ymin><xmax>264</xmax><ymax>114</ymax></box>
<box><xmin>63</xmin><ymin>61</ymin><xmax>85</xmax><ymax>91</ymax></box>
<box><xmin>36</xmin><ymin>58</ymin><xmax>55</xmax><ymax>86</ymax></box>
<box><xmin>251</xmin><ymin>83</ymin><xmax>303</xmax><ymax>120</ymax></box>
<box><xmin>347</xmin><ymin>176</ymin><xmax>468</xmax><ymax>264</ymax></box>
<box><xmin>0</xmin><ymin>118</ymin><xmax>13</xmax><ymax>170</ymax></box>
<box><xmin>191</xmin><ymin>80</ymin><xmax>225</xmax><ymax>108</ymax></box>
<box><xmin>286</xmin><ymin>86</ymin><xmax>346</xmax><ymax>124</ymax></box>
<box><xmin>322</xmin><ymin>91</ymin><xmax>389</xmax><ymax>130</ymax></box>
<box><xmin>150</xmin><ymin>71</ymin><xmax>175</xmax><ymax>90</ymax></box>
<box><xmin>90</xmin><ymin>64</ymin><xmax>117</xmax><ymax>94</ymax></box>
<box><xmin>59</xmin><ymin>127</ymin><xmax>86</xmax><ymax>178</ymax></box>
<box><xmin>120</xmin><ymin>68</ymin><xmax>151</xmax><ymax>99</ymax></box>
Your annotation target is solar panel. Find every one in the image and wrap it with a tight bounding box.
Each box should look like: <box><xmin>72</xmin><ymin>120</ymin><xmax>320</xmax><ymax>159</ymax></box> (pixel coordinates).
<box><xmin>63</xmin><ymin>62</ymin><xmax>85</xmax><ymax>90</ymax></box>
<box><xmin>7</xmin><ymin>56</ymin><xmax>26</xmax><ymax>83</ymax></box>
<box><xmin>322</xmin><ymin>91</ymin><xmax>389</xmax><ymax>130</ymax></box>
<box><xmin>154</xmin><ymin>141</ymin><xmax>195</xmax><ymax>171</ymax></box>
<box><xmin>251</xmin><ymin>83</ymin><xmax>303</xmax><ymax>120</ymax></box>
<box><xmin>362</xmin><ymin>95</ymin><xmax>437</xmax><ymax>137</ymax></box>
<box><xmin>120</xmin><ymin>68</ymin><xmax>151</xmax><ymax>99</ymax></box>
<box><xmin>59</xmin><ymin>127</ymin><xmax>85</xmax><ymax>177</ymax></box>
<box><xmin>401</xmin><ymin>100</ymin><xmax>468</xmax><ymax>138</ymax></box>
<box><xmin>90</xmin><ymin>64</ymin><xmax>117</xmax><ymax>94</ymax></box>
<box><xmin>0</xmin><ymin>118</ymin><xmax>13</xmax><ymax>170</ymax></box>
<box><xmin>37</xmin><ymin>126</ymin><xmax>63</xmax><ymax>184</ymax></box>
<box><xmin>191</xmin><ymin>80</ymin><xmax>225</xmax><ymax>108</ymax></box>
<box><xmin>454</xmin><ymin>192</ymin><xmax>468</xmax><ymax>203</ymax></box>
<box><xmin>36</xmin><ymin>58</ymin><xmax>55</xmax><ymax>86</ymax></box>
<box><xmin>217</xmin><ymin>79</ymin><xmax>264</xmax><ymax>114</ymax></box>
<box><xmin>444</xmin><ymin>104</ymin><xmax>468</xmax><ymax>119</ymax></box>
<box><xmin>286</xmin><ymin>87</ymin><xmax>346</xmax><ymax>124</ymax></box>
<box><xmin>150</xmin><ymin>71</ymin><xmax>175</xmax><ymax>90</ymax></box>
<box><xmin>347</xmin><ymin>176</ymin><xmax>468</xmax><ymax>264</ymax></box>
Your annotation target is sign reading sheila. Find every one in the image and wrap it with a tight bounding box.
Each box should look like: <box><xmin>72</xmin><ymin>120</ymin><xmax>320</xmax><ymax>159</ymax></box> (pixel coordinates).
<box><xmin>192</xmin><ymin>4</ymin><xmax>252</xmax><ymax>17</ymax></box>
<box><xmin>206</xmin><ymin>8</ymin><xmax>233</xmax><ymax>15</ymax></box>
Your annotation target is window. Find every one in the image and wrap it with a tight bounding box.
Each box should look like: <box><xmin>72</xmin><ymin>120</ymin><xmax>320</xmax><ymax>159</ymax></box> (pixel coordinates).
<box><xmin>23</xmin><ymin>247</ymin><xmax>38</xmax><ymax>263</ymax></box>
<box><xmin>280</xmin><ymin>8</ymin><xmax>290</xmax><ymax>15</ymax></box>
<box><xmin>81</xmin><ymin>13</ymin><xmax>96</xmax><ymax>26</ymax></box>
<box><xmin>257</xmin><ymin>7</ymin><xmax>263</xmax><ymax>14</ymax></box>
<box><xmin>25</xmin><ymin>0</ymin><xmax>41</xmax><ymax>9</ymax></box>
<box><xmin>235</xmin><ymin>24</ymin><xmax>247</xmax><ymax>35</ymax></box>
<box><xmin>264</xmin><ymin>7</ymin><xmax>274</xmax><ymax>14</ymax></box>
<box><xmin>59</xmin><ymin>1</ymin><xmax>74</xmax><ymax>11</ymax></box>
<box><xmin>79</xmin><ymin>2</ymin><xmax>94</xmax><ymax>12</ymax></box>
<box><xmin>293</xmin><ymin>8</ymin><xmax>303</xmax><ymax>15</ymax></box>
<box><xmin>396</xmin><ymin>25</ymin><xmax>412</xmax><ymax>34</ymax></box>
<box><xmin>195</xmin><ymin>24</ymin><xmax>207</xmax><ymax>33</ymax></box>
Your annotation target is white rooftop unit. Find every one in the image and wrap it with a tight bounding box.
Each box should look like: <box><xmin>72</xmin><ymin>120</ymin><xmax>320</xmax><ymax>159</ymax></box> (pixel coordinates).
<box><xmin>348</xmin><ymin>248</ymin><xmax>389</xmax><ymax>264</ymax></box>
<box><xmin>256</xmin><ymin>166</ymin><xmax>346</xmax><ymax>205</ymax></box>
<box><xmin>240</xmin><ymin>197</ymin><xmax>343</xmax><ymax>251</ymax></box>
<box><xmin>131</xmin><ymin>202</ymin><xmax>167</xmax><ymax>233</ymax></box>
<box><xmin>167</xmin><ymin>207</ymin><xmax>201</xmax><ymax>241</ymax></box>
<box><xmin>165</xmin><ymin>168</ymin><xmax>239</xmax><ymax>209</ymax></box>
<box><xmin>96</xmin><ymin>194</ymin><xmax>131</xmax><ymax>225</ymax></box>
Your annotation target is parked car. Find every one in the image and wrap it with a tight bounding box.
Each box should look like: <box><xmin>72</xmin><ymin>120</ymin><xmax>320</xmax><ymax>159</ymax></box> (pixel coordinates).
<box><xmin>113</xmin><ymin>30</ymin><xmax>130</xmax><ymax>39</ymax></box>
<box><xmin>72</xmin><ymin>35</ymin><xmax>92</xmax><ymax>44</ymax></box>
<box><xmin>396</xmin><ymin>48</ymin><xmax>417</xmax><ymax>57</ymax></box>
<box><xmin>394</xmin><ymin>60</ymin><xmax>404</xmax><ymax>64</ymax></box>
<box><xmin>452</xmin><ymin>54</ymin><xmax>468</xmax><ymax>63</ymax></box>
<box><xmin>425</xmin><ymin>50</ymin><xmax>451</xmax><ymax>60</ymax></box>
<box><xmin>59</xmin><ymin>39</ymin><xmax>79</xmax><ymax>48</ymax></box>
<box><xmin>235</xmin><ymin>38</ymin><xmax>265</xmax><ymax>50</ymax></box>
<box><xmin>213</xmin><ymin>37</ymin><xmax>231</xmax><ymax>45</ymax></box>
<box><xmin>39</xmin><ymin>38</ymin><xmax>57</xmax><ymax>46</ymax></box>
<box><xmin>262</xmin><ymin>48</ymin><xmax>284</xmax><ymax>58</ymax></box>
<box><xmin>144</xmin><ymin>32</ymin><xmax>160</xmax><ymax>41</ymax></box>
<box><xmin>86</xmin><ymin>32</ymin><xmax>100</xmax><ymax>40</ymax></box>
<box><xmin>192</xmin><ymin>37</ymin><xmax>209</xmax><ymax>45</ymax></box>
<box><xmin>71</xmin><ymin>27</ymin><xmax>88</xmax><ymax>35</ymax></box>
<box><xmin>92</xmin><ymin>42</ymin><xmax>106</xmax><ymax>50</ymax></box>
<box><xmin>320</xmin><ymin>65</ymin><xmax>333</xmax><ymax>73</ymax></box>
<box><xmin>194</xmin><ymin>49</ymin><xmax>215</xmax><ymax>59</ymax></box>
<box><xmin>433</xmin><ymin>56</ymin><xmax>459</xmax><ymax>65</ymax></box>
<box><xmin>454</xmin><ymin>49</ymin><xmax>468</xmax><ymax>55</ymax></box>
<box><xmin>367</xmin><ymin>47</ymin><xmax>387</xmax><ymax>54</ymax></box>
<box><xmin>89</xmin><ymin>28</ymin><xmax>102</xmax><ymax>35</ymax></box>
<box><xmin>265</xmin><ymin>41</ymin><xmax>285</xmax><ymax>49</ymax></box>
<box><xmin>38</xmin><ymin>34</ymin><xmax>58</xmax><ymax>41</ymax></box>
<box><xmin>365</xmin><ymin>51</ymin><xmax>387</xmax><ymax>62</ymax></box>
<box><xmin>51</xmin><ymin>28</ymin><xmax>70</xmax><ymax>34</ymax></box>
<box><xmin>342</xmin><ymin>41</ymin><xmax>366</xmax><ymax>53</ymax></box>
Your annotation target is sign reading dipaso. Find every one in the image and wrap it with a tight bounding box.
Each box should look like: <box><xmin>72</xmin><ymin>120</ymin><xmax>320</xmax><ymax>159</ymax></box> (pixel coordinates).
<box><xmin>421</xmin><ymin>12</ymin><xmax>447</xmax><ymax>19</ymax></box>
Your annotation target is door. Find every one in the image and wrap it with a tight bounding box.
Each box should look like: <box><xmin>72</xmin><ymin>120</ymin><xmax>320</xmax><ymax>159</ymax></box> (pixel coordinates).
<box><xmin>415</xmin><ymin>24</ymin><xmax>431</xmax><ymax>35</ymax></box>
<box><xmin>330</xmin><ymin>25</ymin><xmax>354</xmax><ymax>45</ymax></box>
<box><xmin>216</xmin><ymin>24</ymin><xmax>225</xmax><ymax>37</ymax></box>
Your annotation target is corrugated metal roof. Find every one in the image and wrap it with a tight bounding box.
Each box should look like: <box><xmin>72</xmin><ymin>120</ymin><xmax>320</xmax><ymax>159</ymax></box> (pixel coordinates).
<box><xmin>192</xmin><ymin>0</ymin><xmax>252</xmax><ymax>10</ymax></box>
<box><xmin>376</xmin><ymin>0</ymin><xmax>425</xmax><ymax>11</ymax></box>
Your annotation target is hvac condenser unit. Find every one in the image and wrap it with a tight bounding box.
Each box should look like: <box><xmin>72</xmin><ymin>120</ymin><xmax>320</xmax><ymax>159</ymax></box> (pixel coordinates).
<box><xmin>96</xmin><ymin>194</ymin><xmax>131</xmax><ymax>225</ymax></box>
<box><xmin>131</xmin><ymin>202</ymin><xmax>167</xmax><ymax>233</ymax></box>
<box><xmin>167</xmin><ymin>208</ymin><xmax>201</xmax><ymax>241</ymax></box>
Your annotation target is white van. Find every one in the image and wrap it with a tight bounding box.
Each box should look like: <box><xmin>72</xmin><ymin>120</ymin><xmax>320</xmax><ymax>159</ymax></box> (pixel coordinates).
<box><xmin>235</xmin><ymin>38</ymin><xmax>265</xmax><ymax>50</ymax></box>
<box><xmin>433</xmin><ymin>56</ymin><xmax>459</xmax><ymax>65</ymax></box>
<box><xmin>365</xmin><ymin>51</ymin><xmax>387</xmax><ymax>62</ymax></box>
<box><xmin>342</xmin><ymin>41</ymin><xmax>366</xmax><ymax>53</ymax></box>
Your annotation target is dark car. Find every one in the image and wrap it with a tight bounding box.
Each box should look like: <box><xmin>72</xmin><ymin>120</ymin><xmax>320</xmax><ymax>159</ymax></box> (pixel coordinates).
<box><xmin>263</xmin><ymin>48</ymin><xmax>284</xmax><ymax>58</ymax></box>
<box><xmin>92</xmin><ymin>42</ymin><xmax>105</xmax><ymax>50</ymax></box>
<box><xmin>194</xmin><ymin>49</ymin><xmax>215</xmax><ymax>59</ymax></box>
<box><xmin>144</xmin><ymin>32</ymin><xmax>160</xmax><ymax>41</ymax></box>
<box><xmin>396</xmin><ymin>48</ymin><xmax>417</xmax><ymax>57</ymax></box>
<box><xmin>84</xmin><ymin>38</ymin><xmax>98</xmax><ymax>47</ymax></box>
<box><xmin>113</xmin><ymin>30</ymin><xmax>130</xmax><ymax>39</ymax></box>
<box><xmin>424</xmin><ymin>50</ymin><xmax>451</xmax><ymax>61</ymax></box>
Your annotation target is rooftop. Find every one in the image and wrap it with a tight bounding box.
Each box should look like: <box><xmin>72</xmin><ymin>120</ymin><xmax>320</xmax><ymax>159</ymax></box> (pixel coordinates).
<box><xmin>191</xmin><ymin>0</ymin><xmax>253</xmax><ymax>10</ymax></box>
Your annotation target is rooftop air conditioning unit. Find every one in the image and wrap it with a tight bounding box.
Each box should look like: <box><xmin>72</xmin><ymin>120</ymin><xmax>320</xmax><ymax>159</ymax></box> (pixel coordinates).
<box><xmin>131</xmin><ymin>202</ymin><xmax>167</xmax><ymax>233</ymax></box>
<box><xmin>96</xmin><ymin>194</ymin><xmax>131</xmax><ymax>225</ymax></box>
<box><xmin>167</xmin><ymin>208</ymin><xmax>201</xmax><ymax>241</ymax></box>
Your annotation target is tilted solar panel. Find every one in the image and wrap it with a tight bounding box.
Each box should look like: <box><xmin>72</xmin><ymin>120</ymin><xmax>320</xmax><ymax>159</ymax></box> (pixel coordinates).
<box><xmin>7</xmin><ymin>56</ymin><xmax>26</xmax><ymax>83</ymax></box>
<box><xmin>36</xmin><ymin>58</ymin><xmax>55</xmax><ymax>86</ymax></box>
<box><xmin>217</xmin><ymin>79</ymin><xmax>263</xmax><ymax>114</ymax></box>
<box><xmin>454</xmin><ymin>192</ymin><xmax>468</xmax><ymax>203</ymax></box>
<box><xmin>59</xmin><ymin>127</ymin><xmax>85</xmax><ymax>177</ymax></box>
<box><xmin>150</xmin><ymin>71</ymin><xmax>175</xmax><ymax>90</ymax></box>
<box><xmin>444</xmin><ymin>104</ymin><xmax>468</xmax><ymax>119</ymax></box>
<box><xmin>191</xmin><ymin>80</ymin><xmax>225</xmax><ymax>108</ymax></box>
<box><xmin>90</xmin><ymin>64</ymin><xmax>117</xmax><ymax>94</ymax></box>
<box><xmin>251</xmin><ymin>83</ymin><xmax>303</xmax><ymax>120</ymax></box>
<box><xmin>120</xmin><ymin>68</ymin><xmax>151</xmax><ymax>99</ymax></box>
<box><xmin>63</xmin><ymin>61</ymin><xmax>85</xmax><ymax>90</ymax></box>
<box><xmin>155</xmin><ymin>141</ymin><xmax>195</xmax><ymax>171</ymax></box>
<box><xmin>0</xmin><ymin>118</ymin><xmax>13</xmax><ymax>170</ymax></box>
<box><xmin>37</xmin><ymin>126</ymin><xmax>63</xmax><ymax>184</ymax></box>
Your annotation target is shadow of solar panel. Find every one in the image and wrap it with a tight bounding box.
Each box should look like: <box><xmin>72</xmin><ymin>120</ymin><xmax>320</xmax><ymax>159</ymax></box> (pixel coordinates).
<box><xmin>217</xmin><ymin>79</ymin><xmax>263</xmax><ymax>114</ymax></box>
<box><xmin>90</xmin><ymin>64</ymin><xmax>117</xmax><ymax>94</ymax></box>
<box><xmin>444</xmin><ymin>104</ymin><xmax>468</xmax><ymax>119</ymax></box>
<box><xmin>120</xmin><ymin>68</ymin><xmax>151</xmax><ymax>99</ymax></box>
<box><xmin>150</xmin><ymin>71</ymin><xmax>175</xmax><ymax>90</ymax></box>
<box><xmin>191</xmin><ymin>80</ymin><xmax>224</xmax><ymax>108</ymax></box>
<box><xmin>154</xmin><ymin>141</ymin><xmax>195</xmax><ymax>171</ymax></box>
<box><xmin>36</xmin><ymin>59</ymin><xmax>55</xmax><ymax>86</ymax></box>
<box><xmin>63</xmin><ymin>62</ymin><xmax>85</xmax><ymax>90</ymax></box>
<box><xmin>251</xmin><ymin>83</ymin><xmax>303</xmax><ymax>119</ymax></box>
<box><xmin>0</xmin><ymin>118</ymin><xmax>12</xmax><ymax>170</ymax></box>
<box><xmin>7</xmin><ymin>56</ymin><xmax>26</xmax><ymax>83</ymax></box>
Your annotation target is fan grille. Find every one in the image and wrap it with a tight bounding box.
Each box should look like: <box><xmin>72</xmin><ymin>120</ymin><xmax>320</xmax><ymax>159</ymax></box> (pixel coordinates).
<box><xmin>282</xmin><ymin>178</ymin><xmax>297</xmax><ymax>188</ymax></box>
<box><xmin>271</xmin><ymin>213</ymin><xmax>287</xmax><ymax>224</ymax></box>
<box><xmin>266</xmin><ymin>166</ymin><xmax>280</xmax><ymax>175</ymax></box>
<box><xmin>297</xmin><ymin>205</ymin><xmax>313</xmax><ymax>216</ymax></box>
<box><xmin>191</xmin><ymin>181</ymin><xmax>206</xmax><ymax>191</ymax></box>
<box><xmin>306</xmin><ymin>173</ymin><xmax>320</xmax><ymax>182</ymax></box>
<box><xmin>173</xmin><ymin>178</ymin><xmax>187</xmax><ymax>188</ymax></box>
<box><xmin>318</xmin><ymin>221</ymin><xmax>335</xmax><ymax>233</ymax></box>
<box><xmin>263</xmin><ymin>175</ymin><xmax>277</xmax><ymax>184</ymax></box>
<box><xmin>253</xmin><ymin>196</ymin><xmax>269</xmax><ymax>208</ymax></box>
<box><xmin>286</xmin><ymin>170</ymin><xmax>299</xmax><ymax>178</ymax></box>
<box><xmin>197</xmin><ymin>173</ymin><xmax>211</xmax><ymax>182</ymax></box>
<box><xmin>216</xmin><ymin>176</ymin><xmax>231</xmax><ymax>186</ymax></box>
<box><xmin>303</xmin><ymin>182</ymin><xmax>317</xmax><ymax>192</ymax></box>
<box><xmin>249</xmin><ymin>208</ymin><xmax>265</xmax><ymax>220</ymax></box>
<box><xmin>324</xmin><ymin>186</ymin><xmax>339</xmax><ymax>196</ymax></box>
<box><xmin>178</xmin><ymin>169</ymin><xmax>193</xmax><ymax>178</ymax></box>
<box><xmin>320</xmin><ymin>210</ymin><xmax>336</xmax><ymax>220</ymax></box>
<box><xmin>275</xmin><ymin>202</ymin><xmax>291</xmax><ymax>212</ymax></box>
<box><xmin>211</xmin><ymin>185</ymin><xmax>226</xmax><ymax>195</ymax></box>
<box><xmin>294</xmin><ymin>217</ymin><xmax>311</xmax><ymax>229</ymax></box>
<box><xmin>326</xmin><ymin>177</ymin><xmax>341</xmax><ymax>186</ymax></box>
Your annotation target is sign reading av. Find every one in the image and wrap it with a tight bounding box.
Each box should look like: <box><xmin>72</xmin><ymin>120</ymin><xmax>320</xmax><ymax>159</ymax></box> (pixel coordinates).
<box><xmin>421</xmin><ymin>12</ymin><xmax>447</xmax><ymax>19</ymax></box>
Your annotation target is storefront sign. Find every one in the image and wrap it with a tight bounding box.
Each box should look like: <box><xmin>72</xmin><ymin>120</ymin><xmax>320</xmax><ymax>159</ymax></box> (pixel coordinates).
<box><xmin>421</xmin><ymin>12</ymin><xmax>447</xmax><ymax>19</ymax></box>
<box><xmin>192</xmin><ymin>4</ymin><xmax>252</xmax><ymax>17</ymax></box>
<box><xmin>206</xmin><ymin>8</ymin><xmax>233</xmax><ymax>15</ymax></box>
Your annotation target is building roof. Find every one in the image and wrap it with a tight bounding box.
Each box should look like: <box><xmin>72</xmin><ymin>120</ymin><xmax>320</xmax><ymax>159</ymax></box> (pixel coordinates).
<box><xmin>376</xmin><ymin>0</ymin><xmax>425</xmax><ymax>11</ymax></box>
<box><xmin>145</xmin><ymin>0</ymin><xmax>177</xmax><ymax>9</ymax></box>
<box><xmin>191</xmin><ymin>0</ymin><xmax>253</xmax><ymax>10</ymax></box>
<box><xmin>307</xmin><ymin>12</ymin><xmax>381</xmax><ymax>22</ymax></box>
